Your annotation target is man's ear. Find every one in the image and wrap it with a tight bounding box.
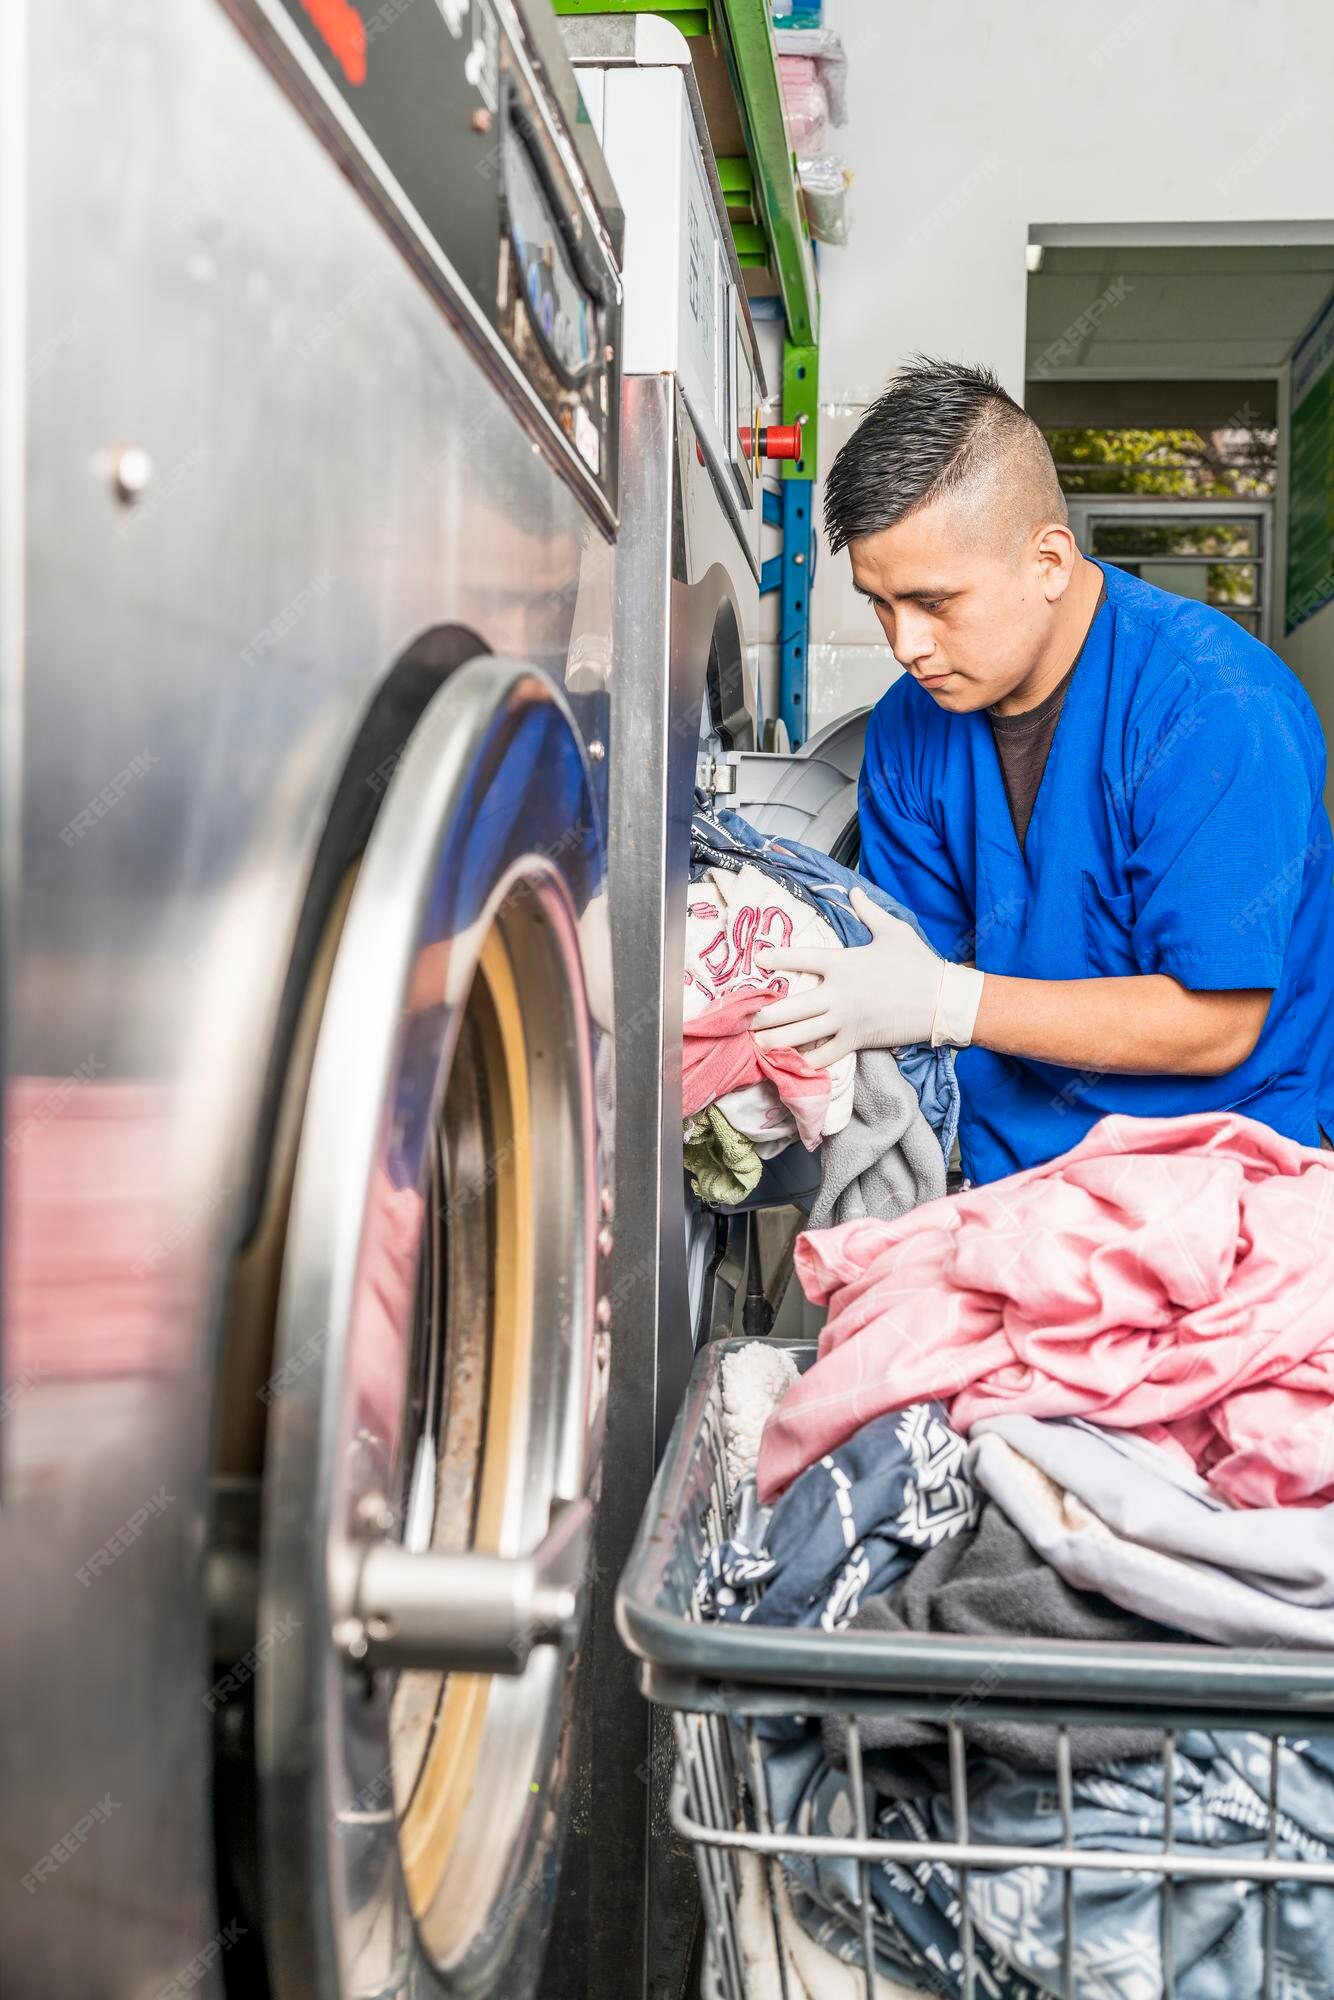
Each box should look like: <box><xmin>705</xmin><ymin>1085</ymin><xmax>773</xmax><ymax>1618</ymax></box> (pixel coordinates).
<box><xmin>1033</xmin><ymin>521</ymin><xmax>1080</xmax><ymax>603</ymax></box>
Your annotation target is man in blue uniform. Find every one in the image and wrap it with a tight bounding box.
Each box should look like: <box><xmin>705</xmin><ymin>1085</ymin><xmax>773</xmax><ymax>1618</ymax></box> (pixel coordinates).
<box><xmin>755</xmin><ymin>358</ymin><xmax>1334</xmax><ymax>1184</ymax></box>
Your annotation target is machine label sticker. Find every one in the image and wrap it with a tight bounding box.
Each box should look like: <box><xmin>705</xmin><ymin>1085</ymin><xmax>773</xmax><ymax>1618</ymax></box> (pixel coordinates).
<box><xmin>686</xmin><ymin>193</ymin><xmax>710</xmax><ymax>347</ymax></box>
<box><xmin>574</xmin><ymin>405</ymin><xmax>601</xmax><ymax>476</ymax></box>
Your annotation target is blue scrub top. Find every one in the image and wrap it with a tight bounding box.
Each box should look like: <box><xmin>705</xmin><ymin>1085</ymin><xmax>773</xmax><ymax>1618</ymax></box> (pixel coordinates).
<box><xmin>858</xmin><ymin>560</ymin><xmax>1334</xmax><ymax>1184</ymax></box>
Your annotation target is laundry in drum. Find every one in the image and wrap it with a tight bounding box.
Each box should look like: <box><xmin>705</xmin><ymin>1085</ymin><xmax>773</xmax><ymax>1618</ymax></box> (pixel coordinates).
<box><xmin>683</xmin><ymin>1103</ymin><xmax>763</xmax><ymax>1206</ymax></box>
<box><xmin>691</xmin><ymin>800</ymin><xmax>960</xmax><ymax>1162</ymax></box>
<box><xmin>681</xmin><ymin>805</ymin><xmax>958</xmax><ymax>1220</ymax></box>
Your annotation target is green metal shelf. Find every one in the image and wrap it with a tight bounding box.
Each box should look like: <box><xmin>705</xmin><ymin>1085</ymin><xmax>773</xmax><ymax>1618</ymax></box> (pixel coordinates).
<box><xmin>712</xmin><ymin>0</ymin><xmax>818</xmax><ymax>348</ymax></box>
<box><xmin>552</xmin><ymin>0</ymin><xmax>713</xmax><ymax>34</ymax></box>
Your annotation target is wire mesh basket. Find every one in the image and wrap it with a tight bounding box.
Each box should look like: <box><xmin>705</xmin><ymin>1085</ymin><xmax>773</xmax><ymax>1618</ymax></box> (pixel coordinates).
<box><xmin>617</xmin><ymin>1338</ymin><xmax>1334</xmax><ymax>2000</ymax></box>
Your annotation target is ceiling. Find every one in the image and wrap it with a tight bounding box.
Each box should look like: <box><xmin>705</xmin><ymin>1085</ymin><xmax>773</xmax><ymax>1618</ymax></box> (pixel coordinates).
<box><xmin>1024</xmin><ymin>243</ymin><xmax>1334</xmax><ymax>425</ymax></box>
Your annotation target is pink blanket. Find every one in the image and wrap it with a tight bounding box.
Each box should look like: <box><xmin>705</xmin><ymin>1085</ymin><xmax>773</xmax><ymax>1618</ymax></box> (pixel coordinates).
<box><xmin>757</xmin><ymin>1112</ymin><xmax>1334</xmax><ymax>1510</ymax></box>
<box><xmin>682</xmin><ymin>986</ymin><xmax>830</xmax><ymax>1152</ymax></box>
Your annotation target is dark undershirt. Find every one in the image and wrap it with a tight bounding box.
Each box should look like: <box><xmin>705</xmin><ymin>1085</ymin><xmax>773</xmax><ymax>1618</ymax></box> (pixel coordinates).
<box><xmin>988</xmin><ymin>580</ymin><xmax>1107</xmax><ymax>851</ymax></box>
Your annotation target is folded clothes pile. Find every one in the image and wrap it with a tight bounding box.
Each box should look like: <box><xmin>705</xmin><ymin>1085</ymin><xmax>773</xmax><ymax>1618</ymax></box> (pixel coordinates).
<box><xmin>773</xmin><ymin>26</ymin><xmax>853</xmax><ymax>248</ymax></box>
<box><xmin>695</xmin><ymin>1140</ymin><xmax>1334</xmax><ymax>1996</ymax></box>
<box><xmin>684</xmin><ymin>803</ymin><xmax>959</xmax><ymax>1225</ymax></box>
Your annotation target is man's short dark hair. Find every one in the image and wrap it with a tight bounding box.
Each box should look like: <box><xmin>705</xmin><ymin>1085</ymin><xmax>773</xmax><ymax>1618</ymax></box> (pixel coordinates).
<box><xmin>823</xmin><ymin>357</ymin><xmax>1066</xmax><ymax>554</ymax></box>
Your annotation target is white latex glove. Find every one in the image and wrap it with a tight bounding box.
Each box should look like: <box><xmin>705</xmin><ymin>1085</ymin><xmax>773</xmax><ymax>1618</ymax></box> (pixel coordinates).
<box><xmin>752</xmin><ymin>886</ymin><xmax>985</xmax><ymax>1065</ymax></box>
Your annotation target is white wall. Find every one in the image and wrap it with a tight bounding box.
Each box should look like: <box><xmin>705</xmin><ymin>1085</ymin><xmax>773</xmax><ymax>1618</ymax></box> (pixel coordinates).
<box><xmin>810</xmin><ymin>0</ymin><xmax>1334</xmax><ymax>729</ymax></box>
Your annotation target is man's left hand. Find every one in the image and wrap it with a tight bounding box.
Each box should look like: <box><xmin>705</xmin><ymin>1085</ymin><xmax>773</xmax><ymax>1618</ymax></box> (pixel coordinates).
<box><xmin>753</xmin><ymin>887</ymin><xmax>984</xmax><ymax>1062</ymax></box>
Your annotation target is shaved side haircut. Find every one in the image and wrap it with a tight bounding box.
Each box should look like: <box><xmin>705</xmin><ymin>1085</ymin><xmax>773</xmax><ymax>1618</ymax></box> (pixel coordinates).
<box><xmin>824</xmin><ymin>357</ymin><xmax>1067</xmax><ymax>556</ymax></box>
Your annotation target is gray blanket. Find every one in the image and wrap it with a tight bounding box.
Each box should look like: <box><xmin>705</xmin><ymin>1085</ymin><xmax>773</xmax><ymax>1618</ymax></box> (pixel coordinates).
<box><xmin>823</xmin><ymin>1501</ymin><xmax>1176</xmax><ymax>1779</ymax></box>
<box><xmin>810</xmin><ymin>1046</ymin><xmax>945</xmax><ymax>1229</ymax></box>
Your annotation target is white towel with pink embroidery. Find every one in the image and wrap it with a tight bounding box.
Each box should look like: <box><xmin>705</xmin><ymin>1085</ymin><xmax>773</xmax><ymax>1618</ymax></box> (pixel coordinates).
<box><xmin>684</xmin><ymin>862</ymin><xmax>854</xmax><ymax>1156</ymax></box>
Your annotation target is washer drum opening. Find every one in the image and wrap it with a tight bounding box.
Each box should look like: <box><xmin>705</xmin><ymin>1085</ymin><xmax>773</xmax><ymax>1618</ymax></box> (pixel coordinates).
<box><xmin>256</xmin><ymin>658</ymin><xmax>609</xmax><ymax>2000</ymax></box>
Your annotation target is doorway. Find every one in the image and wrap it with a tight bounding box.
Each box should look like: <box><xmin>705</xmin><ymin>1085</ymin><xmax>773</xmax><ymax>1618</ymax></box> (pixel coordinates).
<box><xmin>1024</xmin><ymin>233</ymin><xmax>1334</xmax><ymax>646</ymax></box>
<box><xmin>1065</xmin><ymin>497</ymin><xmax>1274</xmax><ymax>646</ymax></box>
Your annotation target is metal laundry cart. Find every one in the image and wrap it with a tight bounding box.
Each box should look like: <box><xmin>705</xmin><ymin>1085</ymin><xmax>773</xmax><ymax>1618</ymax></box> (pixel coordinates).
<box><xmin>618</xmin><ymin>1338</ymin><xmax>1334</xmax><ymax>2000</ymax></box>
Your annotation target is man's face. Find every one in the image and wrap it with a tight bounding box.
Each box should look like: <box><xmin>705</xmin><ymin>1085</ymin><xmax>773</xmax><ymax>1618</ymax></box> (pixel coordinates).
<box><xmin>849</xmin><ymin>500</ymin><xmax>1050</xmax><ymax>712</ymax></box>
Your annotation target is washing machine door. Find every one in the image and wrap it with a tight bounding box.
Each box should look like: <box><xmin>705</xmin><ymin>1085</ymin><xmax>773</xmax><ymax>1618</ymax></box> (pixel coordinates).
<box><xmin>257</xmin><ymin>657</ymin><xmax>608</xmax><ymax>1999</ymax></box>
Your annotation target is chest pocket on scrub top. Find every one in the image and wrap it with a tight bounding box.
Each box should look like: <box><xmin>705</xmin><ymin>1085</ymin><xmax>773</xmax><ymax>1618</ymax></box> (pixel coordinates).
<box><xmin>1081</xmin><ymin>871</ymin><xmax>1139</xmax><ymax>977</ymax></box>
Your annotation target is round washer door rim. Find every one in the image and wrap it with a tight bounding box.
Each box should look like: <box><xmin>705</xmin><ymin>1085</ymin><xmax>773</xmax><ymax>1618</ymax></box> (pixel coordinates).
<box><xmin>256</xmin><ymin>653</ymin><xmax>606</xmax><ymax>2000</ymax></box>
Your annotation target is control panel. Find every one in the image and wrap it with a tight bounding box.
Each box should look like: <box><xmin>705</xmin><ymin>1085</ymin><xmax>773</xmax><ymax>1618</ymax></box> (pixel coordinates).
<box><xmin>499</xmin><ymin>110</ymin><xmax>606</xmax><ymax>479</ymax></box>
<box><xmin>234</xmin><ymin>0</ymin><xmax>622</xmax><ymax>526</ymax></box>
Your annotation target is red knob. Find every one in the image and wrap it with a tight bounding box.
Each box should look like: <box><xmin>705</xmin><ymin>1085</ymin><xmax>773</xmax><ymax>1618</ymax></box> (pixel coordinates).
<box><xmin>763</xmin><ymin>424</ymin><xmax>803</xmax><ymax>460</ymax></box>
<box><xmin>739</xmin><ymin>424</ymin><xmax>803</xmax><ymax>462</ymax></box>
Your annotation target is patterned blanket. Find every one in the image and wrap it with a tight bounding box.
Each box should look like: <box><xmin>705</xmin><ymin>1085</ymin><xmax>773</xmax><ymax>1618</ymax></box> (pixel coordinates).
<box><xmin>697</xmin><ymin>1398</ymin><xmax>1334</xmax><ymax>1997</ymax></box>
<box><xmin>696</xmin><ymin>1401</ymin><xmax>976</xmax><ymax>1629</ymax></box>
<box><xmin>766</xmin><ymin>1719</ymin><xmax>1334</xmax><ymax>1997</ymax></box>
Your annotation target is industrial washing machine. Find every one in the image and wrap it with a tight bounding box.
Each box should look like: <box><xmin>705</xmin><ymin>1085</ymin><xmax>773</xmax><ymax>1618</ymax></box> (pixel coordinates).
<box><xmin>539</xmin><ymin>34</ymin><xmax>879</xmax><ymax>1997</ymax></box>
<box><xmin>564</xmin><ymin>10</ymin><xmax>767</xmax><ymax>1437</ymax></box>
<box><xmin>543</xmin><ymin>22</ymin><xmax>814</xmax><ymax>1997</ymax></box>
<box><xmin>1</xmin><ymin>3</ymin><xmax>625</xmax><ymax>1997</ymax></box>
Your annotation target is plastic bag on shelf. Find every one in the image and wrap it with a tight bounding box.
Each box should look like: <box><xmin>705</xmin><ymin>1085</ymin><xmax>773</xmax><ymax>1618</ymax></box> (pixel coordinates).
<box><xmin>798</xmin><ymin>155</ymin><xmax>851</xmax><ymax>246</ymax></box>
<box><xmin>778</xmin><ymin>50</ymin><xmax>819</xmax><ymax>80</ymax></box>
<box><xmin>774</xmin><ymin>26</ymin><xmax>848</xmax><ymax>126</ymax></box>
<box><xmin>777</xmin><ymin>61</ymin><xmax>829</xmax><ymax>155</ymax></box>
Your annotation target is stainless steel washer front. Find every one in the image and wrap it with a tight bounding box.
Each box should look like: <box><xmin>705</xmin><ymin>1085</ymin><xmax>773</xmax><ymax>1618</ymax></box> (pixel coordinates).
<box><xmin>258</xmin><ymin>658</ymin><xmax>608</xmax><ymax>1999</ymax></box>
<box><xmin>3</xmin><ymin>4</ymin><xmax>622</xmax><ymax>1994</ymax></box>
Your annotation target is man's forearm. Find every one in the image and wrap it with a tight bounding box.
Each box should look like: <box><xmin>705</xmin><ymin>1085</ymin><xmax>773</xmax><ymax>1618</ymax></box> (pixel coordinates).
<box><xmin>972</xmin><ymin>972</ymin><xmax>1271</xmax><ymax>1076</ymax></box>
